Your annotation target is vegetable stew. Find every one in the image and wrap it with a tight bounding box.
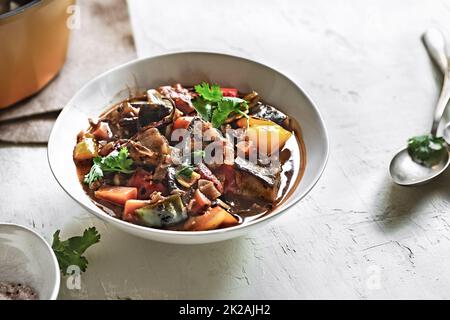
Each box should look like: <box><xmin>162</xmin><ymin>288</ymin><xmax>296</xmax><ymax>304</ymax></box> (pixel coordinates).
<box><xmin>73</xmin><ymin>83</ymin><xmax>305</xmax><ymax>231</ymax></box>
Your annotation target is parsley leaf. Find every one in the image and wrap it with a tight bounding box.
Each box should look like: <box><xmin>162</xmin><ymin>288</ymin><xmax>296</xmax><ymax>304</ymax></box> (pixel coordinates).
<box><xmin>83</xmin><ymin>147</ymin><xmax>134</xmax><ymax>185</ymax></box>
<box><xmin>407</xmin><ymin>134</ymin><xmax>447</xmax><ymax>167</ymax></box>
<box><xmin>83</xmin><ymin>158</ymin><xmax>104</xmax><ymax>185</ymax></box>
<box><xmin>194</xmin><ymin>82</ymin><xmax>223</xmax><ymax>102</ymax></box>
<box><xmin>102</xmin><ymin>147</ymin><xmax>134</xmax><ymax>174</ymax></box>
<box><xmin>52</xmin><ymin>227</ymin><xmax>101</xmax><ymax>275</ymax></box>
<box><xmin>192</xmin><ymin>97</ymin><xmax>213</xmax><ymax>121</ymax></box>
<box><xmin>211</xmin><ymin>97</ymin><xmax>248</xmax><ymax>128</ymax></box>
<box><xmin>192</xmin><ymin>82</ymin><xmax>248</xmax><ymax>128</ymax></box>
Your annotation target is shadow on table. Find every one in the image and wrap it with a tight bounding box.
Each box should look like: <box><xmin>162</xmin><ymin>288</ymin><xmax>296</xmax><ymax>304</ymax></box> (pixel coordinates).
<box><xmin>59</xmin><ymin>227</ymin><xmax>252</xmax><ymax>299</ymax></box>
<box><xmin>375</xmin><ymin>167</ymin><xmax>450</xmax><ymax>230</ymax></box>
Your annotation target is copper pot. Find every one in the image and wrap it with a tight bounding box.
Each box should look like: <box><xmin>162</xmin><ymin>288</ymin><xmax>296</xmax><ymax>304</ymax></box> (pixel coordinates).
<box><xmin>0</xmin><ymin>0</ymin><xmax>75</xmax><ymax>109</ymax></box>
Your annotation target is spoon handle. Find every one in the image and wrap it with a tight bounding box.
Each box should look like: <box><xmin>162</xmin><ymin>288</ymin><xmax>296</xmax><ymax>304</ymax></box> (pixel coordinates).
<box><xmin>432</xmin><ymin>76</ymin><xmax>450</xmax><ymax>136</ymax></box>
<box><xmin>423</xmin><ymin>29</ymin><xmax>450</xmax><ymax>136</ymax></box>
<box><xmin>423</xmin><ymin>28</ymin><xmax>449</xmax><ymax>74</ymax></box>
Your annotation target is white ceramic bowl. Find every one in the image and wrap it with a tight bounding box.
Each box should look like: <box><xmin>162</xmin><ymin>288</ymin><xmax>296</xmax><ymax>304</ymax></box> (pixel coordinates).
<box><xmin>0</xmin><ymin>223</ymin><xmax>60</xmax><ymax>300</ymax></box>
<box><xmin>48</xmin><ymin>52</ymin><xmax>329</xmax><ymax>244</ymax></box>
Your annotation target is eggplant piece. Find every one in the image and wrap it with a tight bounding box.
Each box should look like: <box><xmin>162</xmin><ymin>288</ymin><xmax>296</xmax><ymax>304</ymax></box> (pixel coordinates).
<box><xmin>250</xmin><ymin>103</ymin><xmax>288</xmax><ymax>125</ymax></box>
<box><xmin>119</xmin><ymin>117</ymin><xmax>139</xmax><ymax>128</ymax></box>
<box><xmin>234</xmin><ymin>157</ymin><xmax>280</xmax><ymax>187</ymax></box>
<box><xmin>134</xmin><ymin>194</ymin><xmax>187</xmax><ymax>228</ymax></box>
<box><xmin>166</xmin><ymin>166</ymin><xmax>183</xmax><ymax>194</ymax></box>
<box><xmin>233</xmin><ymin>157</ymin><xmax>281</xmax><ymax>202</ymax></box>
<box><xmin>234</xmin><ymin>171</ymin><xmax>281</xmax><ymax>202</ymax></box>
<box><xmin>135</xmin><ymin>89</ymin><xmax>174</xmax><ymax>128</ymax></box>
<box><xmin>243</xmin><ymin>91</ymin><xmax>260</xmax><ymax>108</ymax></box>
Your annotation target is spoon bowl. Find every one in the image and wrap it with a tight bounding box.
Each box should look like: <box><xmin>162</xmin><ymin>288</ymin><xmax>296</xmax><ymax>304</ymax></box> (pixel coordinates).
<box><xmin>443</xmin><ymin>122</ymin><xmax>450</xmax><ymax>145</ymax></box>
<box><xmin>389</xmin><ymin>147</ymin><xmax>450</xmax><ymax>186</ymax></box>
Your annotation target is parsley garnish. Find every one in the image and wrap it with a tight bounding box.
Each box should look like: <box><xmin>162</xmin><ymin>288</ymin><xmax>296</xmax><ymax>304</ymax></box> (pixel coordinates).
<box><xmin>407</xmin><ymin>134</ymin><xmax>447</xmax><ymax>167</ymax></box>
<box><xmin>52</xmin><ymin>227</ymin><xmax>101</xmax><ymax>275</ymax></box>
<box><xmin>211</xmin><ymin>97</ymin><xmax>248</xmax><ymax>128</ymax></box>
<box><xmin>84</xmin><ymin>147</ymin><xmax>134</xmax><ymax>185</ymax></box>
<box><xmin>192</xmin><ymin>97</ymin><xmax>213</xmax><ymax>121</ymax></box>
<box><xmin>194</xmin><ymin>82</ymin><xmax>223</xmax><ymax>102</ymax></box>
<box><xmin>192</xmin><ymin>82</ymin><xmax>248</xmax><ymax>128</ymax></box>
<box><xmin>84</xmin><ymin>158</ymin><xmax>104</xmax><ymax>185</ymax></box>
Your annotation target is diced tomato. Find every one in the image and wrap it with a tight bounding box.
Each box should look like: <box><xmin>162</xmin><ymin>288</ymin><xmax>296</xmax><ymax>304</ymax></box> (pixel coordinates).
<box><xmin>184</xmin><ymin>206</ymin><xmax>238</xmax><ymax>231</ymax></box>
<box><xmin>127</xmin><ymin>169</ymin><xmax>167</xmax><ymax>199</ymax></box>
<box><xmin>123</xmin><ymin>199</ymin><xmax>148</xmax><ymax>222</ymax></box>
<box><xmin>95</xmin><ymin>186</ymin><xmax>137</xmax><ymax>206</ymax></box>
<box><xmin>173</xmin><ymin>116</ymin><xmax>194</xmax><ymax>130</ymax></box>
<box><xmin>221</xmin><ymin>88</ymin><xmax>238</xmax><ymax>97</ymax></box>
<box><xmin>196</xmin><ymin>163</ymin><xmax>223</xmax><ymax>193</ymax></box>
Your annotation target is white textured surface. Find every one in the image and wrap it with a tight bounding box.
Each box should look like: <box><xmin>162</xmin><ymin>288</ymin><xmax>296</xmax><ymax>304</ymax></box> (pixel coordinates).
<box><xmin>2</xmin><ymin>0</ymin><xmax>450</xmax><ymax>299</ymax></box>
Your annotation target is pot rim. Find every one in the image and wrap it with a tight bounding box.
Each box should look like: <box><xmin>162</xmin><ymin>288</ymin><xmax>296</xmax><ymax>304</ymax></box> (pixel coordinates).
<box><xmin>0</xmin><ymin>0</ymin><xmax>45</xmax><ymax>22</ymax></box>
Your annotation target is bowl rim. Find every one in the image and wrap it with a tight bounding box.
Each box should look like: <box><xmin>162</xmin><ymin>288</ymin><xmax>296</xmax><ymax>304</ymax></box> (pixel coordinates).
<box><xmin>0</xmin><ymin>222</ymin><xmax>60</xmax><ymax>300</ymax></box>
<box><xmin>48</xmin><ymin>50</ymin><xmax>329</xmax><ymax>238</ymax></box>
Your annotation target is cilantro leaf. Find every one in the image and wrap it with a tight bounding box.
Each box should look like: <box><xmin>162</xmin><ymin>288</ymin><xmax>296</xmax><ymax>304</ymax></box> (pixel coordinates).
<box><xmin>83</xmin><ymin>147</ymin><xmax>134</xmax><ymax>185</ymax></box>
<box><xmin>194</xmin><ymin>82</ymin><xmax>223</xmax><ymax>102</ymax></box>
<box><xmin>407</xmin><ymin>134</ymin><xmax>447</xmax><ymax>167</ymax></box>
<box><xmin>52</xmin><ymin>227</ymin><xmax>101</xmax><ymax>275</ymax></box>
<box><xmin>102</xmin><ymin>147</ymin><xmax>134</xmax><ymax>174</ymax></box>
<box><xmin>211</xmin><ymin>97</ymin><xmax>248</xmax><ymax>128</ymax></box>
<box><xmin>192</xmin><ymin>82</ymin><xmax>248</xmax><ymax>128</ymax></box>
<box><xmin>192</xmin><ymin>97</ymin><xmax>213</xmax><ymax>121</ymax></box>
<box><xmin>83</xmin><ymin>158</ymin><xmax>103</xmax><ymax>185</ymax></box>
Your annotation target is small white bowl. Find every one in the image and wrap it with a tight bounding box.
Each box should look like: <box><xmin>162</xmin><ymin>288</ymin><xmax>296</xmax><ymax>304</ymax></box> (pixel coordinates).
<box><xmin>0</xmin><ymin>223</ymin><xmax>60</xmax><ymax>300</ymax></box>
<box><xmin>48</xmin><ymin>52</ymin><xmax>329</xmax><ymax>244</ymax></box>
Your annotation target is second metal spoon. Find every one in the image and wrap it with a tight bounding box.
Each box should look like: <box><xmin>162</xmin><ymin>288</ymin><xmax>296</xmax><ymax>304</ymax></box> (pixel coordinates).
<box><xmin>390</xmin><ymin>29</ymin><xmax>450</xmax><ymax>186</ymax></box>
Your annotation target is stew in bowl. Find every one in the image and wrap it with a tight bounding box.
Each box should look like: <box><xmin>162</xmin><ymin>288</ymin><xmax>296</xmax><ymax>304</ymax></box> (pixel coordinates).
<box><xmin>73</xmin><ymin>82</ymin><xmax>306</xmax><ymax>232</ymax></box>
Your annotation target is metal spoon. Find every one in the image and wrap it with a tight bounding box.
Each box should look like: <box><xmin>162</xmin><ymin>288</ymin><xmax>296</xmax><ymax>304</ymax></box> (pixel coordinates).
<box><xmin>390</xmin><ymin>29</ymin><xmax>450</xmax><ymax>186</ymax></box>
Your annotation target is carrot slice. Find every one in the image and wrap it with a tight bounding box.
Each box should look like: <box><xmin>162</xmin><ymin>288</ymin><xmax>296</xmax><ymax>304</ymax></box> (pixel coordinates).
<box><xmin>173</xmin><ymin>116</ymin><xmax>194</xmax><ymax>130</ymax></box>
<box><xmin>123</xmin><ymin>199</ymin><xmax>149</xmax><ymax>222</ymax></box>
<box><xmin>95</xmin><ymin>186</ymin><xmax>137</xmax><ymax>206</ymax></box>
<box><xmin>184</xmin><ymin>206</ymin><xmax>238</xmax><ymax>231</ymax></box>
